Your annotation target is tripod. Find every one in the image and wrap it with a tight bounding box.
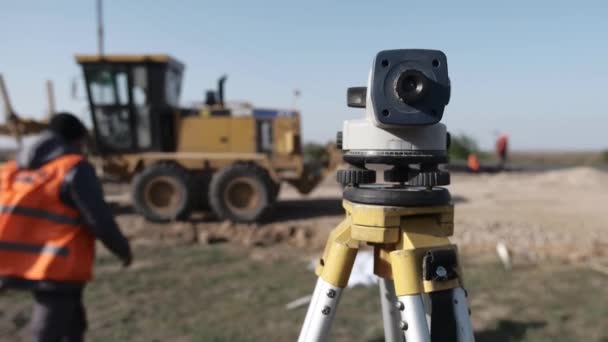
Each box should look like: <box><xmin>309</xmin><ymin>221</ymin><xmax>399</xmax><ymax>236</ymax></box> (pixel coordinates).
<box><xmin>298</xmin><ymin>175</ymin><xmax>475</xmax><ymax>342</ymax></box>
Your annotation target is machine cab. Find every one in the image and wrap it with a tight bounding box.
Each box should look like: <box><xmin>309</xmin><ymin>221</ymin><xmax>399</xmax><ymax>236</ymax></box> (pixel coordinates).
<box><xmin>75</xmin><ymin>54</ymin><xmax>184</xmax><ymax>154</ymax></box>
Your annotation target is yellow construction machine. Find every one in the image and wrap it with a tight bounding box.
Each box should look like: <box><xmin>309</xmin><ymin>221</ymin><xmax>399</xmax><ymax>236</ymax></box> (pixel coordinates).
<box><xmin>66</xmin><ymin>54</ymin><xmax>337</xmax><ymax>222</ymax></box>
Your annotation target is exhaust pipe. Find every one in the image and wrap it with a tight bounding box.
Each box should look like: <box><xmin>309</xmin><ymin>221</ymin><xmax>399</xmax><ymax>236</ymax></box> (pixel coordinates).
<box><xmin>217</xmin><ymin>75</ymin><xmax>227</xmax><ymax>107</ymax></box>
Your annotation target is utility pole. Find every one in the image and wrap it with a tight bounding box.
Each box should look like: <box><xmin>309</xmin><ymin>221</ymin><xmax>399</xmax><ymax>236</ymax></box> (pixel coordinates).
<box><xmin>96</xmin><ymin>0</ymin><xmax>104</xmax><ymax>55</ymax></box>
<box><xmin>46</xmin><ymin>80</ymin><xmax>56</xmax><ymax>117</ymax></box>
<box><xmin>292</xmin><ymin>89</ymin><xmax>301</xmax><ymax>111</ymax></box>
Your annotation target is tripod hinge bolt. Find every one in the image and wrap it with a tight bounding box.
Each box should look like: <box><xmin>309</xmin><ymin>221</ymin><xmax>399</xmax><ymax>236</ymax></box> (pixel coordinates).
<box><xmin>321</xmin><ymin>306</ymin><xmax>331</xmax><ymax>315</ymax></box>
<box><xmin>400</xmin><ymin>321</ymin><xmax>409</xmax><ymax>331</ymax></box>
<box><xmin>326</xmin><ymin>289</ymin><xmax>336</xmax><ymax>298</ymax></box>
<box><xmin>435</xmin><ymin>266</ymin><xmax>448</xmax><ymax>279</ymax></box>
<box><xmin>395</xmin><ymin>301</ymin><xmax>404</xmax><ymax>311</ymax></box>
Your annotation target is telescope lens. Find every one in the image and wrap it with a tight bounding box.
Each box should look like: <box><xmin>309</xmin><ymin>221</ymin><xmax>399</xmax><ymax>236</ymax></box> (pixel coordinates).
<box><xmin>396</xmin><ymin>70</ymin><xmax>429</xmax><ymax>104</ymax></box>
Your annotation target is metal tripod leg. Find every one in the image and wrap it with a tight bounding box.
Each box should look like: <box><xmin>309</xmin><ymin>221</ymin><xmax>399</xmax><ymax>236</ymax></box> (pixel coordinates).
<box><xmin>299</xmin><ymin>278</ymin><xmax>323</xmax><ymax>339</ymax></box>
<box><xmin>297</xmin><ymin>278</ymin><xmax>344</xmax><ymax>342</ymax></box>
<box><xmin>397</xmin><ymin>294</ymin><xmax>431</xmax><ymax>342</ymax></box>
<box><xmin>422</xmin><ymin>293</ymin><xmax>432</xmax><ymax>330</ymax></box>
<box><xmin>379</xmin><ymin>278</ymin><xmax>404</xmax><ymax>342</ymax></box>
<box><xmin>452</xmin><ymin>288</ymin><xmax>475</xmax><ymax>342</ymax></box>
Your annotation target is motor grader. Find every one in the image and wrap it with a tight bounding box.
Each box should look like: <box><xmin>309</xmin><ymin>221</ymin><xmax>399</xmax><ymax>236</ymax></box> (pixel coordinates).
<box><xmin>0</xmin><ymin>55</ymin><xmax>339</xmax><ymax>223</ymax></box>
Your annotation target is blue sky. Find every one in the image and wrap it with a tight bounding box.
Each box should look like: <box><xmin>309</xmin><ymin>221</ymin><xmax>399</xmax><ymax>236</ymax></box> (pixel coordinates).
<box><xmin>1</xmin><ymin>0</ymin><xmax>607</xmax><ymax>150</ymax></box>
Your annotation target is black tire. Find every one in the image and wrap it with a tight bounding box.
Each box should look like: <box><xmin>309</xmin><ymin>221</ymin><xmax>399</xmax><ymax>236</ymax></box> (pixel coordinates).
<box><xmin>270</xmin><ymin>181</ymin><xmax>281</xmax><ymax>203</ymax></box>
<box><xmin>191</xmin><ymin>170</ymin><xmax>214</xmax><ymax>210</ymax></box>
<box><xmin>209</xmin><ymin>163</ymin><xmax>274</xmax><ymax>223</ymax></box>
<box><xmin>132</xmin><ymin>163</ymin><xmax>192</xmax><ymax>222</ymax></box>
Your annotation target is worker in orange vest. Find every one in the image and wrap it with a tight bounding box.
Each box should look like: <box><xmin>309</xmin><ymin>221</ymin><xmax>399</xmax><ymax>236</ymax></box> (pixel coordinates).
<box><xmin>0</xmin><ymin>113</ymin><xmax>132</xmax><ymax>342</ymax></box>
<box><xmin>496</xmin><ymin>132</ymin><xmax>509</xmax><ymax>170</ymax></box>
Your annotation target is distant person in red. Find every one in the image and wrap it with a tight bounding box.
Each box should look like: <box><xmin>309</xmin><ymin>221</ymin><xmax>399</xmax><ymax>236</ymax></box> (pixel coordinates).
<box><xmin>496</xmin><ymin>132</ymin><xmax>509</xmax><ymax>170</ymax></box>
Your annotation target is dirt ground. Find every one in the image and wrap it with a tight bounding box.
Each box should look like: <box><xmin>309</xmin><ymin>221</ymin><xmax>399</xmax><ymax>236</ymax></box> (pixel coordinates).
<box><xmin>105</xmin><ymin>166</ymin><xmax>608</xmax><ymax>265</ymax></box>
<box><xmin>2</xmin><ymin>166</ymin><xmax>608</xmax><ymax>341</ymax></box>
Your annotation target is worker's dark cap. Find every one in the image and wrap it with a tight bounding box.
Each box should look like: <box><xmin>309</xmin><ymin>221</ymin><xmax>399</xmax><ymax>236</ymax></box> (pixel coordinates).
<box><xmin>49</xmin><ymin>112</ymin><xmax>88</xmax><ymax>143</ymax></box>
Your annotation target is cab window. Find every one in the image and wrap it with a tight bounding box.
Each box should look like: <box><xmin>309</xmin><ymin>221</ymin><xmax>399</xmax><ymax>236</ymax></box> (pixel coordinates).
<box><xmin>85</xmin><ymin>66</ymin><xmax>134</xmax><ymax>151</ymax></box>
<box><xmin>132</xmin><ymin>66</ymin><xmax>152</xmax><ymax>148</ymax></box>
<box><xmin>88</xmin><ymin>68</ymin><xmax>129</xmax><ymax>106</ymax></box>
<box><xmin>165</xmin><ymin>66</ymin><xmax>182</xmax><ymax>107</ymax></box>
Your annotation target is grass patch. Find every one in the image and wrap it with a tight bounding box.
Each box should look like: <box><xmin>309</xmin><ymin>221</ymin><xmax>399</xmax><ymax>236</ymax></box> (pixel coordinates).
<box><xmin>1</xmin><ymin>245</ymin><xmax>607</xmax><ymax>341</ymax></box>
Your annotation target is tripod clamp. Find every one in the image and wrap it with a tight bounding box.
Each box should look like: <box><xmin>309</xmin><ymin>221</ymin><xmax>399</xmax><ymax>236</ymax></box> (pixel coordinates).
<box><xmin>423</xmin><ymin>249</ymin><xmax>459</xmax><ymax>282</ymax></box>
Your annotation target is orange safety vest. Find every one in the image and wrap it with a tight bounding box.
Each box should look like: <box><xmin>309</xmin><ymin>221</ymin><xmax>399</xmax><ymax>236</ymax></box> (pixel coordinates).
<box><xmin>0</xmin><ymin>154</ymin><xmax>95</xmax><ymax>283</ymax></box>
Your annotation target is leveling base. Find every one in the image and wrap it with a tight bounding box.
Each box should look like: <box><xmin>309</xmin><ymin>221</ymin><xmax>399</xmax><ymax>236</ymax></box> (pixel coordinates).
<box><xmin>298</xmin><ymin>187</ymin><xmax>475</xmax><ymax>342</ymax></box>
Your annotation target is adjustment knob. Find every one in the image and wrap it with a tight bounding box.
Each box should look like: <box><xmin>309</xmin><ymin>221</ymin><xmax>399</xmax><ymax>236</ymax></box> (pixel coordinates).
<box><xmin>408</xmin><ymin>171</ymin><xmax>450</xmax><ymax>187</ymax></box>
<box><xmin>336</xmin><ymin>131</ymin><xmax>343</xmax><ymax>150</ymax></box>
<box><xmin>337</xmin><ymin>168</ymin><xmax>376</xmax><ymax>186</ymax></box>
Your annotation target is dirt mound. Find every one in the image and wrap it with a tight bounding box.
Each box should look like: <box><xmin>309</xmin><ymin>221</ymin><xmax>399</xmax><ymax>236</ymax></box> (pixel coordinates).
<box><xmin>116</xmin><ymin>213</ymin><xmax>337</xmax><ymax>252</ymax></box>
<box><xmin>531</xmin><ymin>166</ymin><xmax>608</xmax><ymax>187</ymax></box>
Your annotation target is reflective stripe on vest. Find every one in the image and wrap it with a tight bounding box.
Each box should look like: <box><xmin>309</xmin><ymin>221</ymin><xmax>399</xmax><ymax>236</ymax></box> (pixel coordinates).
<box><xmin>0</xmin><ymin>205</ymin><xmax>82</xmax><ymax>225</ymax></box>
<box><xmin>0</xmin><ymin>241</ymin><xmax>69</xmax><ymax>256</ymax></box>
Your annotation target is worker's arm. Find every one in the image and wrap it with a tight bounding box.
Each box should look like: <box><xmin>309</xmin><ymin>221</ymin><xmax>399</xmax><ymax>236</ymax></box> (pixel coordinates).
<box><xmin>62</xmin><ymin>161</ymin><xmax>133</xmax><ymax>266</ymax></box>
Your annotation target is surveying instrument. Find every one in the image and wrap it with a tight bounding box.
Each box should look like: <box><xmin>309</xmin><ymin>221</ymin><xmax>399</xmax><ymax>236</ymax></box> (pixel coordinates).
<box><xmin>298</xmin><ymin>49</ymin><xmax>474</xmax><ymax>342</ymax></box>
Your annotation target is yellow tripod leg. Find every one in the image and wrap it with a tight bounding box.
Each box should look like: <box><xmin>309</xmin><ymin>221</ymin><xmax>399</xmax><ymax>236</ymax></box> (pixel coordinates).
<box><xmin>388</xmin><ymin>211</ymin><xmax>471</xmax><ymax>342</ymax></box>
<box><xmin>298</xmin><ymin>217</ymin><xmax>359</xmax><ymax>342</ymax></box>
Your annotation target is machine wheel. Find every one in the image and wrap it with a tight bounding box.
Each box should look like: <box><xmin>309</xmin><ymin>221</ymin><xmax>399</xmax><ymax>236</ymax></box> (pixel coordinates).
<box><xmin>191</xmin><ymin>170</ymin><xmax>213</xmax><ymax>210</ymax></box>
<box><xmin>270</xmin><ymin>181</ymin><xmax>281</xmax><ymax>203</ymax></box>
<box><xmin>209</xmin><ymin>163</ymin><xmax>274</xmax><ymax>223</ymax></box>
<box><xmin>132</xmin><ymin>163</ymin><xmax>192</xmax><ymax>222</ymax></box>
